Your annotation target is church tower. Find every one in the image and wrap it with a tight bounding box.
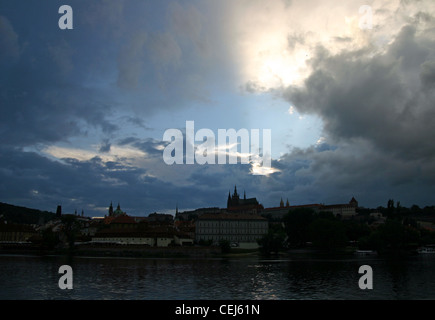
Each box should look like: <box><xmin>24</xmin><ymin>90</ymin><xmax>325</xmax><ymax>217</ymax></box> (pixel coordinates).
<box><xmin>56</xmin><ymin>205</ymin><xmax>62</xmax><ymax>218</ymax></box>
<box><xmin>108</xmin><ymin>202</ymin><xmax>114</xmax><ymax>217</ymax></box>
<box><xmin>349</xmin><ymin>197</ymin><xmax>358</xmax><ymax>208</ymax></box>
<box><xmin>113</xmin><ymin>203</ymin><xmax>124</xmax><ymax>216</ymax></box>
<box><xmin>231</xmin><ymin>185</ymin><xmax>240</xmax><ymax>206</ymax></box>
<box><xmin>225</xmin><ymin>185</ymin><xmax>261</xmax><ymax>213</ymax></box>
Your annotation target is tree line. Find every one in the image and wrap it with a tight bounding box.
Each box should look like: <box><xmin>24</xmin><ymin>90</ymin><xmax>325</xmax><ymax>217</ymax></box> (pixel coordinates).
<box><xmin>258</xmin><ymin>203</ymin><xmax>435</xmax><ymax>255</ymax></box>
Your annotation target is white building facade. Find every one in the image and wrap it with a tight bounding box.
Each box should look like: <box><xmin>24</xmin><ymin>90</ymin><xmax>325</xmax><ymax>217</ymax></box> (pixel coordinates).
<box><xmin>195</xmin><ymin>213</ymin><xmax>268</xmax><ymax>245</ymax></box>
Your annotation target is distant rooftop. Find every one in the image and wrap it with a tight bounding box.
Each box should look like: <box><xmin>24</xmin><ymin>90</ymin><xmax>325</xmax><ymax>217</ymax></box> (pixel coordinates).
<box><xmin>198</xmin><ymin>213</ymin><xmax>267</xmax><ymax>221</ymax></box>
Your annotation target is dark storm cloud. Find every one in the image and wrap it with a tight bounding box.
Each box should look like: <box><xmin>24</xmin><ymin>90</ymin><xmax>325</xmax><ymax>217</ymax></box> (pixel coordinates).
<box><xmin>0</xmin><ymin>146</ymin><xmax>95</xmax><ymax>211</ymax></box>
<box><xmin>0</xmin><ymin>25</ymin><xmax>118</xmax><ymax>148</ymax></box>
<box><xmin>0</xmin><ymin>73</ymin><xmax>118</xmax><ymax>146</ymax></box>
<box><xmin>0</xmin><ymin>15</ymin><xmax>21</xmax><ymax>62</ymax></box>
<box><xmin>0</xmin><ymin>0</ymin><xmax>136</xmax><ymax>149</ymax></box>
<box><xmin>99</xmin><ymin>139</ymin><xmax>111</xmax><ymax>153</ymax></box>
<box><xmin>283</xmin><ymin>25</ymin><xmax>435</xmax><ymax>161</ymax></box>
<box><xmin>420</xmin><ymin>60</ymin><xmax>435</xmax><ymax>88</ymax></box>
<box><xmin>274</xmin><ymin>21</ymin><xmax>435</xmax><ymax>207</ymax></box>
<box><xmin>0</xmin><ymin>145</ymin><xmax>195</xmax><ymax>215</ymax></box>
<box><xmin>117</xmin><ymin>137</ymin><xmax>166</xmax><ymax>157</ymax></box>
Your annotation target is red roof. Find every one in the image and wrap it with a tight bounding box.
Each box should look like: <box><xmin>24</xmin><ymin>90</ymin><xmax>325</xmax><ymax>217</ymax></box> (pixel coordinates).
<box><xmin>198</xmin><ymin>213</ymin><xmax>267</xmax><ymax>221</ymax></box>
<box><xmin>109</xmin><ymin>214</ymin><xmax>137</xmax><ymax>224</ymax></box>
<box><xmin>264</xmin><ymin>204</ymin><xmax>323</xmax><ymax>211</ymax></box>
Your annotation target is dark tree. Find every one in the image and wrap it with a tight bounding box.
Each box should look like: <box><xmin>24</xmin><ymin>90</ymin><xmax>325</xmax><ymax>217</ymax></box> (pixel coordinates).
<box><xmin>282</xmin><ymin>208</ymin><xmax>315</xmax><ymax>247</ymax></box>
<box><xmin>309</xmin><ymin>218</ymin><xmax>348</xmax><ymax>250</ymax></box>
<box><xmin>258</xmin><ymin>224</ymin><xmax>286</xmax><ymax>255</ymax></box>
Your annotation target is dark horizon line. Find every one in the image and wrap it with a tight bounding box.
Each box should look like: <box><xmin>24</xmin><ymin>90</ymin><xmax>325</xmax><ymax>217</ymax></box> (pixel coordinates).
<box><xmin>2</xmin><ymin>199</ymin><xmax>435</xmax><ymax>219</ymax></box>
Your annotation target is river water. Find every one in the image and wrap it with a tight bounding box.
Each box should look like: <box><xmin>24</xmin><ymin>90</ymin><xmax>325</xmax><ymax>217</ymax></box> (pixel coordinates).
<box><xmin>1</xmin><ymin>253</ymin><xmax>434</xmax><ymax>300</ymax></box>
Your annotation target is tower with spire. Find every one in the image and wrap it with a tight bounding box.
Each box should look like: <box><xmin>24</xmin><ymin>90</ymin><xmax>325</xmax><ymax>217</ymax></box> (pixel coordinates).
<box><xmin>227</xmin><ymin>185</ymin><xmax>242</xmax><ymax>208</ymax></box>
<box><xmin>226</xmin><ymin>185</ymin><xmax>262</xmax><ymax>213</ymax></box>
<box><xmin>108</xmin><ymin>202</ymin><xmax>125</xmax><ymax>217</ymax></box>
<box><xmin>108</xmin><ymin>202</ymin><xmax>114</xmax><ymax>217</ymax></box>
<box><xmin>114</xmin><ymin>203</ymin><xmax>124</xmax><ymax>216</ymax></box>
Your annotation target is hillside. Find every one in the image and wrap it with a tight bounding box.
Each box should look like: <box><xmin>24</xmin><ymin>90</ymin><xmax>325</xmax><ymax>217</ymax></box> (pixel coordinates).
<box><xmin>0</xmin><ymin>202</ymin><xmax>56</xmax><ymax>225</ymax></box>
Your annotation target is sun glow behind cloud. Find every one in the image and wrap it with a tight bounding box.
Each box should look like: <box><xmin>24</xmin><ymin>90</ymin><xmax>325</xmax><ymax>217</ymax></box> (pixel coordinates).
<box><xmin>244</xmin><ymin>36</ymin><xmax>309</xmax><ymax>90</ymax></box>
<box><xmin>42</xmin><ymin>145</ymin><xmax>148</xmax><ymax>168</ymax></box>
<box><xmin>227</xmin><ymin>1</ymin><xmax>312</xmax><ymax>91</ymax></box>
<box><xmin>223</xmin><ymin>0</ymin><xmax>409</xmax><ymax>93</ymax></box>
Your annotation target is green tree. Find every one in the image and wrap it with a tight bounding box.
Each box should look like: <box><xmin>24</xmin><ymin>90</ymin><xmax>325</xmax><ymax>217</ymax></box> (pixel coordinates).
<box><xmin>410</xmin><ymin>204</ymin><xmax>422</xmax><ymax>215</ymax></box>
<box><xmin>420</xmin><ymin>228</ymin><xmax>435</xmax><ymax>246</ymax></box>
<box><xmin>258</xmin><ymin>225</ymin><xmax>286</xmax><ymax>255</ymax></box>
<box><xmin>376</xmin><ymin>219</ymin><xmax>407</xmax><ymax>252</ymax></box>
<box><xmin>344</xmin><ymin>221</ymin><xmax>372</xmax><ymax>242</ymax></box>
<box><xmin>309</xmin><ymin>218</ymin><xmax>348</xmax><ymax>250</ymax></box>
<box><xmin>60</xmin><ymin>214</ymin><xmax>81</xmax><ymax>249</ymax></box>
<box><xmin>387</xmin><ymin>199</ymin><xmax>395</xmax><ymax>219</ymax></box>
<box><xmin>358</xmin><ymin>231</ymin><xmax>382</xmax><ymax>251</ymax></box>
<box><xmin>282</xmin><ymin>208</ymin><xmax>315</xmax><ymax>247</ymax></box>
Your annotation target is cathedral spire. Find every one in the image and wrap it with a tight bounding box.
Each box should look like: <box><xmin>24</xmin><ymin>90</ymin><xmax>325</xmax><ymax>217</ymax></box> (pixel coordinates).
<box><xmin>109</xmin><ymin>202</ymin><xmax>114</xmax><ymax>217</ymax></box>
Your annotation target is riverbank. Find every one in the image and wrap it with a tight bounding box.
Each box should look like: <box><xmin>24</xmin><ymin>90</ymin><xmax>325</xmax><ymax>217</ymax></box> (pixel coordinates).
<box><xmin>0</xmin><ymin>242</ymin><xmax>225</xmax><ymax>258</ymax></box>
<box><xmin>1</xmin><ymin>242</ymin><xmax>423</xmax><ymax>259</ymax></box>
<box><xmin>72</xmin><ymin>244</ymin><xmax>224</xmax><ymax>258</ymax></box>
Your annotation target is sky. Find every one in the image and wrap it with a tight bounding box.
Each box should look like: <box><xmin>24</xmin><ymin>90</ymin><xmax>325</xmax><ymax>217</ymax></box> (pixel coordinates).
<box><xmin>1</xmin><ymin>0</ymin><xmax>435</xmax><ymax>217</ymax></box>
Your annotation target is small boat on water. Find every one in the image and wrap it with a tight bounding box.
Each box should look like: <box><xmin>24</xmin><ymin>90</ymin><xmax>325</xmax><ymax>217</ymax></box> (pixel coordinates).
<box><xmin>417</xmin><ymin>246</ymin><xmax>435</xmax><ymax>254</ymax></box>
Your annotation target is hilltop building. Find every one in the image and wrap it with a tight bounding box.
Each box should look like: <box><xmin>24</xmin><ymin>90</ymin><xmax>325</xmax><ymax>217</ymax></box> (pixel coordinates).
<box><xmin>263</xmin><ymin>202</ymin><xmax>324</xmax><ymax>221</ymax></box>
<box><xmin>147</xmin><ymin>212</ymin><xmax>174</xmax><ymax>223</ymax></box>
<box><xmin>175</xmin><ymin>207</ymin><xmax>225</xmax><ymax>221</ymax></box>
<box><xmin>263</xmin><ymin>197</ymin><xmax>359</xmax><ymax>220</ymax></box>
<box><xmin>108</xmin><ymin>202</ymin><xmax>125</xmax><ymax>217</ymax></box>
<box><xmin>227</xmin><ymin>186</ymin><xmax>264</xmax><ymax>214</ymax></box>
<box><xmin>321</xmin><ymin>197</ymin><xmax>358</xmax><ymax>218</ymax></box>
